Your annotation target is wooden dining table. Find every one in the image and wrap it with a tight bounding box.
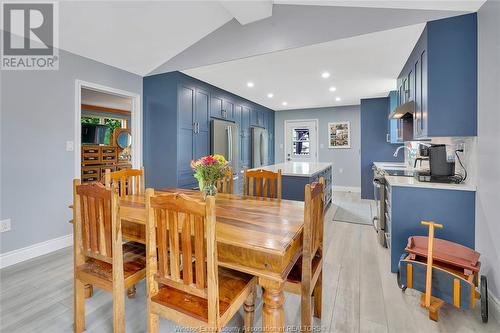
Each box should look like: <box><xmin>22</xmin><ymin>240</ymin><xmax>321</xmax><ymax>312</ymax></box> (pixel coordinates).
<box><xmin>119</xmin><ymin>188</ymin><xmax>305</xmax><ymax>332</ymax></box>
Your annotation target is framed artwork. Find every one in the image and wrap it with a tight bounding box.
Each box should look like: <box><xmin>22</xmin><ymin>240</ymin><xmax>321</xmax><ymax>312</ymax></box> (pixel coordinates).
<box><xmin>328</xmin><ymin>121</ymin><xmax>351</xmax><ymax>149</ymax></box>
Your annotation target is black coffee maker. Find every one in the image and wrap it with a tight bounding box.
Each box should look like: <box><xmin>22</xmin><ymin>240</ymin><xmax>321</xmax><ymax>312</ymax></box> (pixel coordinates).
<box><xmin>415</xmin><ymin>144</ymin><xmax>457</xmax><ymax>182</ymax></box>
<box><xmin>429</xmin><ymin>144</ymin><xmax>455</xmax><ymax>176</ymax></box>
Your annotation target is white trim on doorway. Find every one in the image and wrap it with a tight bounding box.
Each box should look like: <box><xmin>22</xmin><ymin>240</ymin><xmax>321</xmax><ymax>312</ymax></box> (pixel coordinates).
<box><xmin>74</xmin><ymin>80</ymin><xmax>142</xmax><ymax>178</ymax></box>
<box><xmin>283</xmin><ymin>119</ymin><xmax>319</xmax><ymax>163</ymax></box>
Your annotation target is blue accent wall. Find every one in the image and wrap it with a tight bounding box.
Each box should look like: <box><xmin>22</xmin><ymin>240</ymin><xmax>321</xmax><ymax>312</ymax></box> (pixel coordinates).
<box><xmin>360</xmin><ymin>97</ymin><xmax>404</xmax><ymax>199</ymax></box>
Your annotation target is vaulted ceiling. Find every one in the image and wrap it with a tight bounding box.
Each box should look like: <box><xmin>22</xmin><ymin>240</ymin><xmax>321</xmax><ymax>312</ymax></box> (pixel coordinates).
<box><xmin>27</xmin><ymin>1</ymin><xmax>487</xmax><ymax>109</ymax></box>
<box><xmin>54</xmin><ymin>1</ymin><xmax>484</xmax><ymax>76</ymax></box>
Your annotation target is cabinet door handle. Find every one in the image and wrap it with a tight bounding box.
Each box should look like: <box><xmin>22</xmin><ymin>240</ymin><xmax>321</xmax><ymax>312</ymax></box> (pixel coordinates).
<box><xmin>197</xmin><ymin>122</ymin><xmax>200</xmax><ymax>133</ymax></box>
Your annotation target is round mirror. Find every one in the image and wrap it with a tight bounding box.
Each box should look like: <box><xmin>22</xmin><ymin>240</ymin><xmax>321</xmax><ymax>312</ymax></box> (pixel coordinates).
<box><xmin>117</xmin><ymin>131</ymin><xmax>132</xmax><ymax>149</ymax></box>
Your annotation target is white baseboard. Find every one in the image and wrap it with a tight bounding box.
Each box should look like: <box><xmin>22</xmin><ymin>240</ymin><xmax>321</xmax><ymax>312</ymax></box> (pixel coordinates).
<box><xmin>333</xmin><ymin>186</ymin><xmax>361</xmax><ymax>193</ymax></box>
<box><xmin>490</xmin><ymin>291</ymin><xmax>500</xmax><ymax>325</ymax></box>
<box><xmin>0</xmin><ymin>234</ymin><xmax>72</xmax><ymax>269</ymax></box>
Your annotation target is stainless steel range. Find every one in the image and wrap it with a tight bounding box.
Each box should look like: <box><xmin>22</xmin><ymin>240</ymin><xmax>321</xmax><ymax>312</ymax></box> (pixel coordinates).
<box><xmin>372</xmin><ymin>166</ymin><xmax>387</xmax><ymax>247</ymax></box>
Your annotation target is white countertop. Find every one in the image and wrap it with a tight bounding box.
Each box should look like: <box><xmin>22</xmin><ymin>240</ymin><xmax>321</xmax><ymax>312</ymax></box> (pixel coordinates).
<box><xmin>249</xmin><ymin>162</ymin><xmax>332</xmax><ymax>177</ymax></box>
<box><xmin>373</xmin><ymin>161</ymin><xmax>476</xmax><ymax>192</ymax></box>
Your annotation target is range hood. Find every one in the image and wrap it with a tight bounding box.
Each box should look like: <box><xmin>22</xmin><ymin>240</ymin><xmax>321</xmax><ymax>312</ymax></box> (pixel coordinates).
<box><xmin>388</xmin><ymin>100</ymin><xmax>415</xmax><ymax>119</ymax></box>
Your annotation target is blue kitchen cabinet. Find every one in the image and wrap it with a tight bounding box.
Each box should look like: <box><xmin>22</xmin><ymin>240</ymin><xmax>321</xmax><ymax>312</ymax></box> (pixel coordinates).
<box><xmin>194</xmin><ymin>88</ymin><xmax>210</xmax><ymax>160</ymax></box>
<box><xmin>222</xmin><ymin>99</ymin><xmax>235</xmax><ymax>121</ymax></box>
<box><xmin>396</xmin><ymin>13</ymin><xmax>477</xmax><ymax>139</ymax></box>
<box><xmin>386</xmin><ymin>183</ymin><xmax>476</xmax><ymax>273</ymax></box>
<box><xmin>387</xmin><ymin>91</ymin><xmax>400</xmax><ymax>144</ymax></box>
<box><xmin>280</xmin><ymin>165</ymin><xmax>333</xmax><ymax>207</ymax></box>
<box><xmin>210</xmin><ymin>95</ymin><xmax>224</xmax><ymax>120</ymax></box>
<box><xmin>144</xmin><ymin>71</ymin><xmax>275</xmax><ymax>190</ymax></box>
<box><xmin>251</xmin><ymin>108</ymin><xmax>265</xmax><ymax>127</ymax></box>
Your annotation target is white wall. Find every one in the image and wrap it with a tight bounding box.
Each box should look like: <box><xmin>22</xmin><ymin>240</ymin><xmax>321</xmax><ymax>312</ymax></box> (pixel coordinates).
<box><xmin>477</xmin><ymin>0</ymin><xmax>500</xmax><ymax>318</ymax></box>
<box><xmin>0</xmin><ymin>49</ymin><xmax>142</xmax><ymax>254</ymax></box>
<box><xmin>274</xmin><ymin>105</ymin><xmax>361</xmax><ymax>189</ymax></box>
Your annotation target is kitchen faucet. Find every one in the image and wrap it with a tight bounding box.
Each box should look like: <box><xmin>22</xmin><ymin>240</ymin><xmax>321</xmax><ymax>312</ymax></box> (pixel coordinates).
<box><xmin>393</xmin><ymin>145</ymin><xmax>408</xmax><ymax>157</ymax></box>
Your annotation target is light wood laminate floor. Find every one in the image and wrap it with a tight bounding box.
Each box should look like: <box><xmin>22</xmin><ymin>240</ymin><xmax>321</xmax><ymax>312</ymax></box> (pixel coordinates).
<box><xmin>1</xmin><ymin>192</ymin><xmax>497</xmax><ymax>332</ymax></box>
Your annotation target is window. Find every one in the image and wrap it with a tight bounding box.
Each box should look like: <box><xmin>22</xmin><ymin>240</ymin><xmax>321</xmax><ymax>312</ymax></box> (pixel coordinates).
<box><xmin>292</xmin><ymin>128</ymin><xmax>310</xmax><ymax>156</ymax></box>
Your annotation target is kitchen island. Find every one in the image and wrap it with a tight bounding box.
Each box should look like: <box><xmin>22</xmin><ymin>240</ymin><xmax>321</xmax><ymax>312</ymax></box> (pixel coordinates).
<box><xmin>249</xmin><ymin>162</ymin><xmax>332</xmax><ymax>205</ymax></box>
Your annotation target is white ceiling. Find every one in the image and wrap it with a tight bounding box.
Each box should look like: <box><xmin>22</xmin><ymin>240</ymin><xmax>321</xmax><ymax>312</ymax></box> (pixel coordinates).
<box><xmin>82</xmin><ymin>88</ymin><xmax>132</xmax><ymax>111</ymax></box>
<box><xmin>276</xmin><ymin>0</ymin><xmax>486</xmax><ymax>12</ymax></box>
<box><xmin>59</xmin><ymin>1</ymin><xmax>233</xmax><ymax>75</ymax></box>
<box><xmin>54</xmin><ymin>1</ymin><xmax>483</xmax><ymax>76</ymax></box>
<box><xmin>183</xmin><ymin>23</ymin><xmax>426</xmax><ymax>110</ymax></box>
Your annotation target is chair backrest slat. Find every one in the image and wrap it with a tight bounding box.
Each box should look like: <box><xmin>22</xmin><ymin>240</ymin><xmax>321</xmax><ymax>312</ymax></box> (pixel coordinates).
<box><xmin>304</xmin><ymin>177</ymin><xmax>325</xmax><ymax>259</ymax></box>
<box><xmin>105</xmin><ymin>167</ymin><xmax>145</xmax><ymax>197</ymax></box>
<box><xmin>74</xmin><ymin>181</ymin><xmax>118</xmax><ymax>263</ymax></box>
<box><xmin>215</xmin><ymin>168</ymin><xmax>233</xmax><ymax>194</ymax></box>
<box><xmin>243</xmin><ymin>169</ymin><xmax>282</xmax><ymax>199</ymax></box>
<box><xmin>147</xmin><ymin>192</ymin><xmax>217</xmax><ymax>306</ymax></box>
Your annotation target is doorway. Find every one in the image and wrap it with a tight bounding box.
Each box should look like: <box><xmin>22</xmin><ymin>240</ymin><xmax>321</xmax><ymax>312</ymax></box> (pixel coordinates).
<box><xmin>74</xmin><ymin>80</ymin><xmax>141</xmax><ymax>180</ymax></box>
<box><xmin>284</xmin><ymin>119</ymin><xmax>318</xmax><ymax>163</ymax></box>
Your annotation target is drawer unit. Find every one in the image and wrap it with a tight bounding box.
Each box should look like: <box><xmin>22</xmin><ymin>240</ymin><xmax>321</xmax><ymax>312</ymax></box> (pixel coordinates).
<box><xmin>81</xmin><ymin>145</ymin><xmax>101</xmax><ymax>164</ymax></box>
<box><xmin>81</xmin><ymin>145</ymin><xmax>128</xmax><ymax>184</ymax></box>
<box><xmin>82</xmin><ymin>168</ymin><xmax>100</xmax><ymax>183</ymax></box>
<box><xmin>101</xmin><ymin>147</ymin><xmax>117</xmax><ymax>163</ymax></box>
<box><xmin>82</xmin><ymin>166</ymin><xmax>100</xmax><ymax>177</ymax></box>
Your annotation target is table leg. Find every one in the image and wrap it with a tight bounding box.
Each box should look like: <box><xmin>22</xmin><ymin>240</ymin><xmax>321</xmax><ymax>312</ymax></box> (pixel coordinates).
<box><xmin>260</xmin><ymin>278</ymin><xmax>285</xmax><ymax>333</ymax></box>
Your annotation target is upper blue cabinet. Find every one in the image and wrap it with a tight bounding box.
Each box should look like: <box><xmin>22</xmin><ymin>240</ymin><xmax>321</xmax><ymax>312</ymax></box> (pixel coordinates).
<box><xmin>397</xmin><ymin>13</ymin><xmax>477</xmax><ymax>139</ymax></box>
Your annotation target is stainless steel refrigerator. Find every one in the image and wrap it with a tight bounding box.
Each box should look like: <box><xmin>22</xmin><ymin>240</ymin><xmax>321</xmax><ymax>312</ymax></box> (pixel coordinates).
<box><xmin>211</xmin><ymin>119</ymin><xmax>239</xmax><ymax>177</ymax></box>
<box><xmin>252</xmin><ymin>127</ymin><xmax>269</xmax><ymax>168</ymax></box>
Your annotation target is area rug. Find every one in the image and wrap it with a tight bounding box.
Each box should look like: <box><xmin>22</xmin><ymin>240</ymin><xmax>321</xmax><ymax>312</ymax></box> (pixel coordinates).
<box><xmin>333</xmin><ymin>202</ymin><xmax>373</xmax><ymax>226</ymax></box>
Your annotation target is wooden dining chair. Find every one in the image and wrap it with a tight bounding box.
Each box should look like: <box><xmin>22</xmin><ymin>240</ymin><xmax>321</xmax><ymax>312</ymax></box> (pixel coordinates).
<box><xmin>215</xmin><ymin>167</ymin><xmax>234</xmax><ymax>194</ymax></box>
<box><xmin>242</xmin><ymin>168</ymin><xmax>282</xmax><ymax>199</ymax></box>
<box><xmin>145</xmin><ymin>189</ymin><xmax>257</xmax><ymax>332</ymax></box>
<box><xmin>104</xmin><ymin>167</ymin><xmax>146</xmax><ymax>297</ymax></box>
<box><xmin>105</xmin><ymin>167</ymin><xmax>145</xmax><ymax>197</ymax></box>
<box><xmin>284</xmin><ymin>177</ymin><xmax>324</xmax><ymax>330</ymax></box>
<box><xmin>73</xmin><ymin>180</ymin><xmax>146</xmax><ymax>333</ymax></box>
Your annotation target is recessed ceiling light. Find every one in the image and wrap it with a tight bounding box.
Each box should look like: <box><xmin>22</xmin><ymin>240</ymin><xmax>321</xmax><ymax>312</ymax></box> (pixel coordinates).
<box><xmin>335</xmin><ymin>97</ymin><xmax>341</xmax><ymax>102</ymax></box>
<box><xmin>247</xmin><ymin>82</ymin><xmax>254</xmax><ymax>88</ymax></box>
<box><xmin>267</xmin><ymin>93</ymin><xmax>274</xmax><ymax>98</ymax></box>
<box><xmin>282</xmin><ymin>101</ymin><xmax>288</xmax><ymax>106</ymax></box>
<box><xmin>321</xmin><ymin>72</ymin><xmax>330</xmax><ymax>79</ymax></box>
<box><xmin>329</xmin><ymin>86</ymin><xmax>337</xmax><ymax>92</ymax></box>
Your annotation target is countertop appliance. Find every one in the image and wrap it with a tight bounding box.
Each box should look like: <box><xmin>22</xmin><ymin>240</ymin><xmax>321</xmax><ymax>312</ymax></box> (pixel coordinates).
<box><xmin>429</xmin><ymin>144</ymin><xmax>455</xmax><ymax>176</ymax></box>
<box><xmin>251</xmin><ymin>127</ymin><xmax>268</xmax><ymax>168</ymax></box>
<box><xmin>211</xmin><ymin>119</ymin><xmax>239</xmax><ymax>178</ymax></box>
<box><xmin>413</xmin><ymin>144</ymin><xmax>462</xmax><ymax>183</ymax></box>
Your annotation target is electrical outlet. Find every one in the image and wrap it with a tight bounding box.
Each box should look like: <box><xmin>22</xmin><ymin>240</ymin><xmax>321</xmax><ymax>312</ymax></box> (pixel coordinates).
<box><xmin>339</xmin><ymin>168</ymin><xmax>344</xmax><ymax>173</ymax></box>
<box><xmin>0</xmin><ymin>219</ymin><xmax>11</xmax><ymax>233</ymax></box>
<box><xmin>455</xmin><ymin>142</ymin><xmax>465</xmax><ymax>152</ymax></box>
<box><xmin>66</xmin><ymin>141</ymin><xmax>74</xmax><ymax>152</ymax></box>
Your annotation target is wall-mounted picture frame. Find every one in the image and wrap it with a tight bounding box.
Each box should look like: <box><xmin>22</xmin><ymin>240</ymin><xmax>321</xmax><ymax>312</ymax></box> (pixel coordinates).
<box><xmin>328</xmin><ymin>121</ymin><xmax>351</xmax><ymax>149</ymax></box>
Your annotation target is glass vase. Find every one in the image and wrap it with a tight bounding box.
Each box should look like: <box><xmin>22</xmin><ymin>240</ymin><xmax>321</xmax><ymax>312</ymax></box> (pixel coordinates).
<box><xmin>202</xmin><ymin>183</ymin><xmax>217</xmax><ymax>200</ymax></box>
